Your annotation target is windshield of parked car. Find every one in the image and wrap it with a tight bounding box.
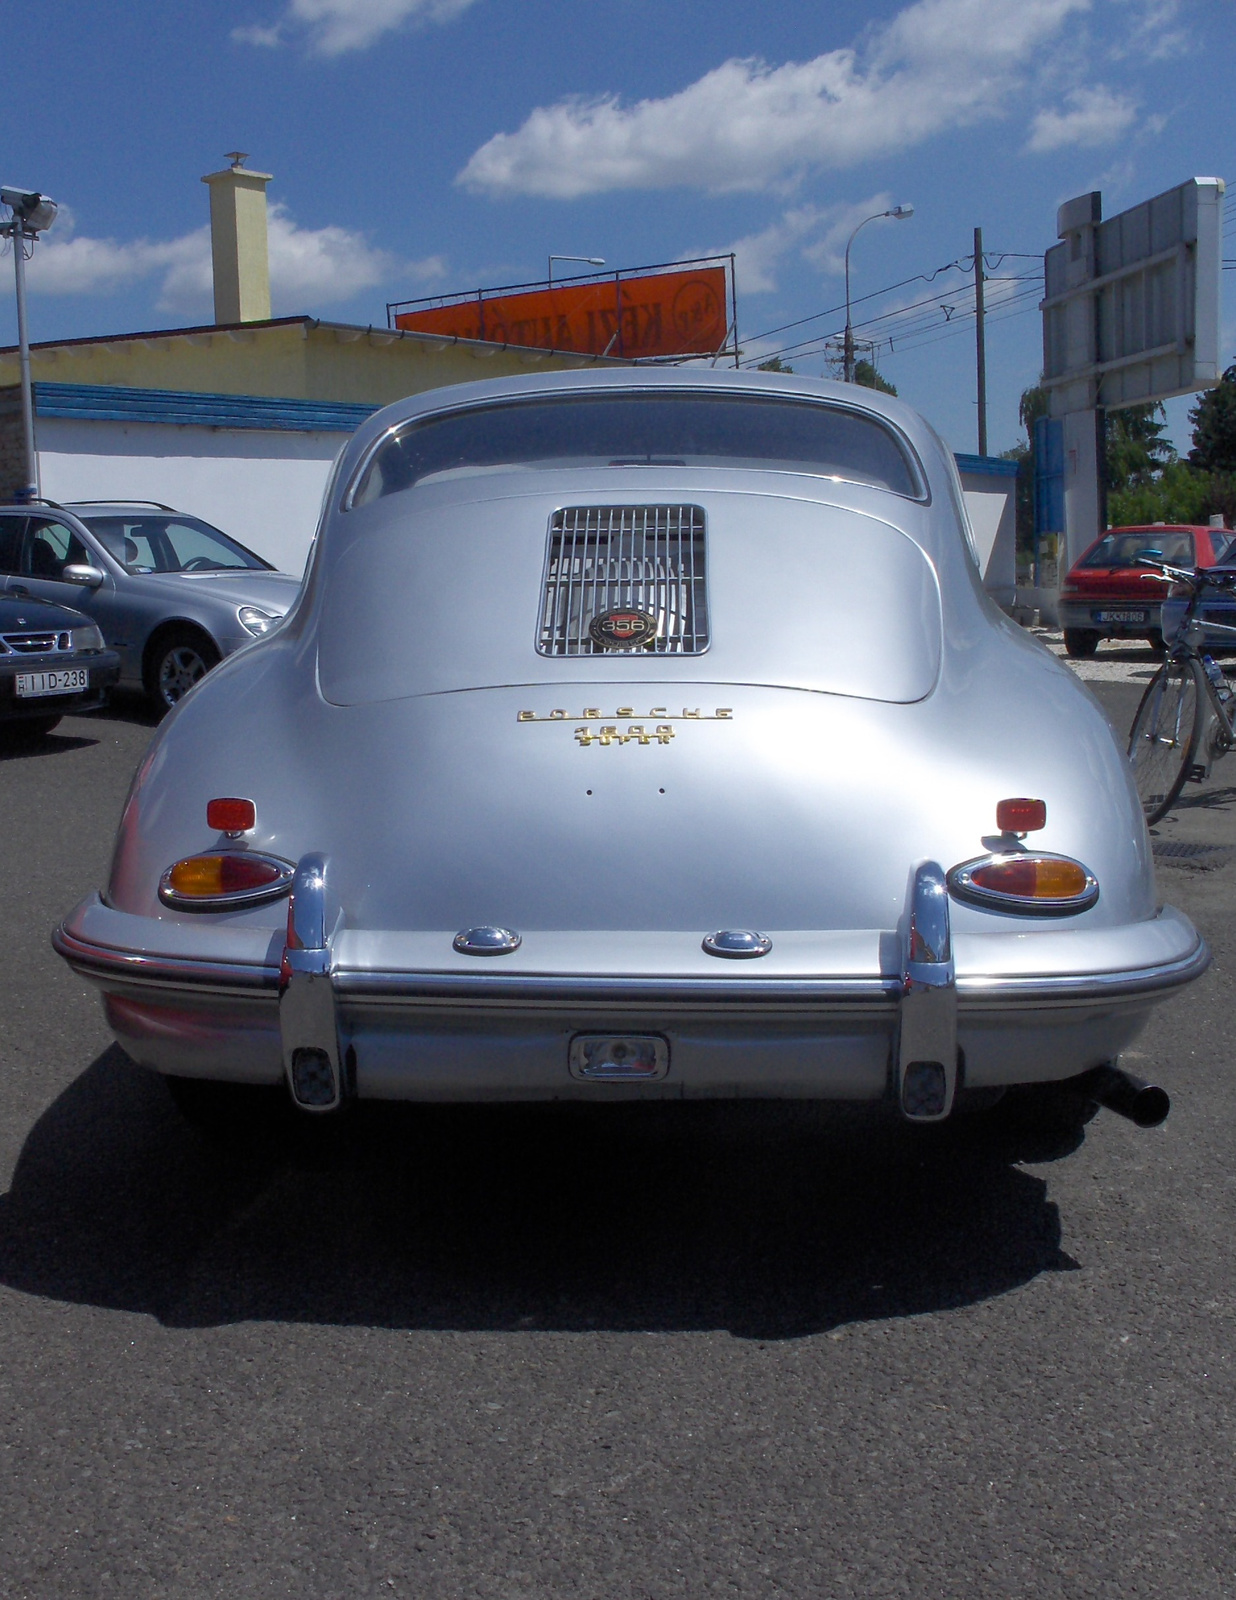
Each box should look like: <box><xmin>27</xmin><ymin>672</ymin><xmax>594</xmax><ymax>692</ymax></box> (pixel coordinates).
<box><xmin>81</xmin><ymin>516</ymin><xmax>273</xmax><ymax>574</ymax></box>
<box><xmin>350</xmin><ymin>392</ymin><xmax>924</xmax><ymax>506</ymax></box>
<box><xmin>1079</xmin><ymin>530</ymin><xmax>1196</xmax><ymax>569</ymax></box>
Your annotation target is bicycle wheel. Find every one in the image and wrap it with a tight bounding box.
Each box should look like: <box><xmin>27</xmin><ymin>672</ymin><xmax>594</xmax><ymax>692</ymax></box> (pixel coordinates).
<box><xmin>1128</xmin><ymin>657</ymin><xmax>1205</xmax><ymax>824</ymax></box>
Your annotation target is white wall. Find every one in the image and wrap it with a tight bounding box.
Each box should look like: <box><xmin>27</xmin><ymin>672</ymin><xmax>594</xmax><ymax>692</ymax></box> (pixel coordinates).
<box><xmin>960</xmin><ymin>479</ymin><xmax>1016</xmax><ymax>608</ymax></box>
<box><xmin>36</xmin><ymin>417</ymin><xmax>343</xmax><ymax>575</ymax></box>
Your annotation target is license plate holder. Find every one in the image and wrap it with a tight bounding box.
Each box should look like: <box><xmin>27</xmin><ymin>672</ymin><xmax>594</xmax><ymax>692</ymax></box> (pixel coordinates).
<box><xmin>15</xmin><ymin>668</ymin><xmax>89</xmax><ymax>698</ymax></box>
<box><xmin>569</xmin><ymin>1034</ymin><xmax>669</xmax><ymax>1082</ymax></box>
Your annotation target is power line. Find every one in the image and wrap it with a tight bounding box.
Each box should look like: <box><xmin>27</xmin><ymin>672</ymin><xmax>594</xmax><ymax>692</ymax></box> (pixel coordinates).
<box><xmin>774</xmin><ymin>280</ymin><xmax>1045</xmax><ymax>370</ymax></box>
<box><xmin>880</xmin><ymin>296</ymin><xmax>1041</xmax><ymax>361</ymax></box>
<box><xmin>743</xmin><ymin>262</ymin><xmax>968</xmax><ymax>349</ymax></box>
<box><xmin>751</xmin><ymin>275</ymin><xmax>1040</xmax><ymax>363</ymax></box>
<box><xmin>749</xmin><ymin>274</ymin><xmax>1042</xmax><ymax>367</ymax></box>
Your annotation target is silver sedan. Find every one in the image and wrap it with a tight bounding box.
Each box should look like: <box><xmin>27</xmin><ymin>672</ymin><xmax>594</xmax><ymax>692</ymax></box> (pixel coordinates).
<box><xmin>0</xmin><ymin>501</ymin><xmax>302</xmax><ymax>709</ymax></box>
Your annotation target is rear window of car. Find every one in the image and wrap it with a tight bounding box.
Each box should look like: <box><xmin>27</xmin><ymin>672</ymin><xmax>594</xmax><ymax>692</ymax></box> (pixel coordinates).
<box><xmin>1079</xmin><ymin>530</ymin><xmax>1196</xmax><ymax>569</ymax></box>
<box><xmin>350</xmin><ymin>392</ymin><xmax>924</xmax><ymax>506</ymax></box>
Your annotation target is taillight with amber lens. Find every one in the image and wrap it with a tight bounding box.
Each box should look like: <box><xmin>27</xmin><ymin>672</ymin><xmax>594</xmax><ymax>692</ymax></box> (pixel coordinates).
<box><xmin>948</xmin><ymin>853</ymin><xmax>1098</xmax><ymax>915</ymax></box>
<box><xmin>159</xmin><ymin>852</ymin><xmax>294</xmax><ymax>910</ymax></box>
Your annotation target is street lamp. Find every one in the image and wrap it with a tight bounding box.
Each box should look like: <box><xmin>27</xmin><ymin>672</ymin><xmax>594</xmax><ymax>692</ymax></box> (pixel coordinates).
<box><xmin>548</xmin><ymin>254</ymin><xmax>605</xmax><ymax>284</ymax></box>
<box><xmin>843</xmin><ymin>204</ymin><xmax>912</xmax><ymax>383</ymax></box>
<box><xmin>1</xmin><ymin>185</ymin><xmax>59</xmax><ymax>502</ymax></box>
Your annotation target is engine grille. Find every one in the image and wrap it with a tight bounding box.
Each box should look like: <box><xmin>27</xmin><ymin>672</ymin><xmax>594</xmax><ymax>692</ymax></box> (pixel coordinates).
<box><xmin>0</xmin><ymin>630</ymin><xmax>71</xmax><ymax>655</ymax></box>
<box><xmin>537</xmin><ymin>504</ymin><xmax>709</xmax><ymax>656</ymax></box>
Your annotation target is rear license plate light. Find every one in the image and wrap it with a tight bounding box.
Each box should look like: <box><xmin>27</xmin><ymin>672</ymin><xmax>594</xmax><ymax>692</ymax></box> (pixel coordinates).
<box><xmin>569</xmin><ymin>1034</ymin><xmax>669</xmax><ymax>1082</ymax></box>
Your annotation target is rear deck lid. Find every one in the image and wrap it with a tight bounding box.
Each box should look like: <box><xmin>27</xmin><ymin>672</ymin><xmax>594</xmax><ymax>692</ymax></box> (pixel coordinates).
<box><xmin>318</xmin><ymin>486</ymin><xmax>942</xmax><ymax>705</ymax></box>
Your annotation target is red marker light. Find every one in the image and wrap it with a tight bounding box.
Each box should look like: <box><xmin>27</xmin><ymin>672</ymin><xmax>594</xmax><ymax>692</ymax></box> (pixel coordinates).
<box><xmin>207</xmin><ymin>797</ymin><xmax>256</xmax><ymax>833</ymax></box>
<box><xmin>996</xmin><ymin>798</ymin><xmax>1046</xmax><ymax>834</ymax></box>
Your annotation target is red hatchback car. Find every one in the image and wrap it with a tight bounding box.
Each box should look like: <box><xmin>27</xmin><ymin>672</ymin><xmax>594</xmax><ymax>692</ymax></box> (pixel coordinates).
<box><xmin>1058</xmin><ymin>523</ymin><xmax>1233</xmax><ymax>658</ymax></box>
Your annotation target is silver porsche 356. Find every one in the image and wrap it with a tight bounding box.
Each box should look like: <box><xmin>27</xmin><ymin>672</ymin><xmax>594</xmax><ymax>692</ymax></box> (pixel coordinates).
<box><xmin>55</xmin><ymin>370</ymin><xmax>1205</xmax><ymax>1134</ymax></box>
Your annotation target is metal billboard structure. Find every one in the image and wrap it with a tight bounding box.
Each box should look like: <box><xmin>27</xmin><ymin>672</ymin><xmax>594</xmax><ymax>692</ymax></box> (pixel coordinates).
<box><xmin>1043</xmin><ymin>177</ymin><xmax>1224</xmax><ymax>414</ymax></box>
<box><xmin>1036</xmin><ymin>177</ymin><xmax>1225</xmax><ymax>581</ymax></box>
<box><xmin>388</xmin><ymin>256</ymin><xmax>739</xmax><ymax>366</ymax></box>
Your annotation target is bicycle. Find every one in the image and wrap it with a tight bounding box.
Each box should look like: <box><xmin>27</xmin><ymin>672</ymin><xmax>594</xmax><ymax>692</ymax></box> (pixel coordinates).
<box><xmin>1127</xmin><ymin>559</ymin><xmax>1236</xmax><ymax>824</ymax></box>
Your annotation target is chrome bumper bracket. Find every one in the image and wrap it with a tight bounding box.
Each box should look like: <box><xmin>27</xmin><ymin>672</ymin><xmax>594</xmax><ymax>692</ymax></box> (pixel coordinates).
<box><xmin>897</xmin><ymin>861</ymin><xmax>958</xmax><ymax>1122</ymax></box>
<box><xmin>279</xmin><ymin>853</ymin><xmax>345</xmax><ymax>1113</ymax></box>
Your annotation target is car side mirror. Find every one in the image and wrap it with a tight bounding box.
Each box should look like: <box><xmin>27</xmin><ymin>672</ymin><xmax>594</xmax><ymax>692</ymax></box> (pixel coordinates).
<box><xmin>61</xmin><ymin>563</ymin><xmax>104</xmax><ymax>587</ymax></box>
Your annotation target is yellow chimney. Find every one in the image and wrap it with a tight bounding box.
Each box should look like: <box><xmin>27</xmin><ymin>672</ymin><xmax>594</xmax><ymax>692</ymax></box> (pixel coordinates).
<box><xmin>201</xmin><ymin>152</ymin><xmax>272</xmax><ymax>324</ymax></box>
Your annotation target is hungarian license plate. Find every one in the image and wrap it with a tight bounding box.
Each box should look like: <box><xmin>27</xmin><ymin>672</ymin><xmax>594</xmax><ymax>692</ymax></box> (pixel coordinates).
<box><xmin>1094</xmin><ymin>609</ymin><xmax>1147</xmax><ymax>624</ymax></box>
<box><xmin>15</xmin><ymin>668</ymin><xmax>88</xmax><ymax>698</ymax></box>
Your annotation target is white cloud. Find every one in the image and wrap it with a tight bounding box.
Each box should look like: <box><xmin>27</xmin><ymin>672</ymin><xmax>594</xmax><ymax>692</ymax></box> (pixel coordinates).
<box><xmin>719</xmin><ymin>206</ymin><xmax>828</xmax><ymax>294</ymax></box>
<box><xmin>458</xmin><ymin>0</ymin><xmax>1091</xmax><ymax>198</ymax></box>
<box><xmin>1025</xmin><ymin>85</ymin><xmax>1138</xmax><ymax>152</ymax></box>
<box><xmin>232</xmin><ymin>0</ymin><xmax>479</xmax><ymax>57</ymax></box>
<box><xmin>1108</xmin><ymin>0</ymin><xmax>1189</xmax><ymax>60</ymax></box>
<box><xmin>25</xmin><ymin>203</ymin><xmax>442</xmax><ymax>315</ymax></box>
<box><xmin>710</xmin><ymin>195</ymin><xmax>909</xmax><ymax>294</ymax></box>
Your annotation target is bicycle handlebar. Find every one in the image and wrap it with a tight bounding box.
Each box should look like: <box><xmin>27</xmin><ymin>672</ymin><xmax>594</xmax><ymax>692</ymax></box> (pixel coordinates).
<box><xmin>1135</xmin><ymin>558</ymin><xmax>1236</xmax><ymax>591</ymax></box>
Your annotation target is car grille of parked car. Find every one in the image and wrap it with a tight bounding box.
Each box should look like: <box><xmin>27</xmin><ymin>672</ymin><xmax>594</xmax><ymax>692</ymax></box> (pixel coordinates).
<box><xmin>0</xmin><ymin>630</ymin><xmax>72</xmax><ymax>655</ymax></box>
<box><xmin>537</xmin><ymin>504</ymin><xmax>709</xmax><ymax>655</ymax></box>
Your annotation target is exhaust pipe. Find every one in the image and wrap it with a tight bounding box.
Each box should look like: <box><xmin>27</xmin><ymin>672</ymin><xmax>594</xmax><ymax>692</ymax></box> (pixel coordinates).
<box><xmin>1084</xmin><ymin>1064</ymin><xmax>1170</xmax><ymax>1128</ymax></box>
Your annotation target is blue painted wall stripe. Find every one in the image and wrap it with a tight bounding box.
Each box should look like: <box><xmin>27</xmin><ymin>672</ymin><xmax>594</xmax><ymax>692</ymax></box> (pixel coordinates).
<box><xmin>32</xmin><ymin>381</ymin><xmax>379</xmax><ymax>434</ymax></box>
<box><xmin>955</xmin><ymin>453</ymin><xmax>1019</xmax><ymax>478</ymax></box>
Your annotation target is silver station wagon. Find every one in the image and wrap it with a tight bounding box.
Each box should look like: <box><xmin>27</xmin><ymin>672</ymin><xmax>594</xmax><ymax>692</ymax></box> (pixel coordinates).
<box><xmin>55</xmin><ymin>370</ymin><xmax>1205</xmax><ymax>1139</ymax></box>
<box><xmin>0</xmin><ymin>501</ymin><xmax>301</xmax><ymax>709</ymax></box>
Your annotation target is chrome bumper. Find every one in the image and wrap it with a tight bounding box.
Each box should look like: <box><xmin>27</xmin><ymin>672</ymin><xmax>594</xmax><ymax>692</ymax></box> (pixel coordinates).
<box><xmin>53</xmin><ymin>864</ymin><xmax>1210</xmax><ymax>1113</ymax></box>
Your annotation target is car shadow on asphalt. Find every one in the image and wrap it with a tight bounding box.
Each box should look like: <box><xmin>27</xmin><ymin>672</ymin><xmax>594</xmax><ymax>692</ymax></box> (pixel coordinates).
<box><xmin>0</xmin><ymin>731</ymin><xmax>99</xmax><ymax>760</ymax></box>
<box><xmin>85</xmin><ymin>689</ymin><xmax>162</xmax><ymax>729</ymax></box>
<box><xmin>0</xmin><ymin>1046</ymin><xmax>1082</xmax><ymax>1341</ymax></box>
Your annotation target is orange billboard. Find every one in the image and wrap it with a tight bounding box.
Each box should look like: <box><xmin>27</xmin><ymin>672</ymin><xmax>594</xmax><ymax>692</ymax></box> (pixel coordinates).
<box><xmin>393</xmin><ymin>266</ymin><xmax>729</xmax><ymax>360</ymax></box>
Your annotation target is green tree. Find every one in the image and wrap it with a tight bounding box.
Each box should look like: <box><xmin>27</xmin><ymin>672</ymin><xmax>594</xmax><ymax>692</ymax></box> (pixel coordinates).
<box><xmin>1002</xmin><ymin>383</ymin><xmax>1048</xmax><ymax>558</ymax></box>
<box><xmin>1105</xmin><ymin>403</ymin><xmax>1175</xmax><ymax>495</ymax></box>
<box><xmin>1188</xmin><ymin>364</ymin><xmax>1236</xmax><ymax>473</ymax></box>
<box><xmin>756</xmin><ymin>355</ymin><xmax>794</xmax><ymax>373</ymax></box>
<box><xmin>1109</xmin><ymin>463</ymin><xmax>1236</xmax><ymax>528</ymax></box>
<box><xmin>853</xmin><ymin>358</ymin><xmax>896</xmax><ymax>395</ymax></box>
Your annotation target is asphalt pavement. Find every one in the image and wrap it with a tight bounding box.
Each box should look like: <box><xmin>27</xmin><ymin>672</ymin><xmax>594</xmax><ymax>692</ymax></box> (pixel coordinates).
<box><xmin>0</xmin><ymin>654</ymin><xmax>1233</xmax><ymax>1600</ymax></box>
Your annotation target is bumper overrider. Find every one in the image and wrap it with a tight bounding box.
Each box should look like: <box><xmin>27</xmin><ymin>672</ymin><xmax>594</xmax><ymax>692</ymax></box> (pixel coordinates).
<box><xmin>53</xmin><ymin>856</ymin><xmax>1209</xmax><ymax>1124</ymax></box>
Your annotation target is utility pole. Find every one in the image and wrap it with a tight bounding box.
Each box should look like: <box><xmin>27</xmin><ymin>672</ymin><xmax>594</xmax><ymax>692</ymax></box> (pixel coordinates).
<box><xmin>11</xmin><ymin>219</ymin><xmax>37</xmax><ymax>499</ymax></box>
<box><xmin>1</xmin><ymin>187</ymin><xmax>59</xmax><ymax>502</ymax></box>
<box><xmin>974</xmin><ymin>226</ymin><xmax>987</xmax><ymax>457</ymax></box>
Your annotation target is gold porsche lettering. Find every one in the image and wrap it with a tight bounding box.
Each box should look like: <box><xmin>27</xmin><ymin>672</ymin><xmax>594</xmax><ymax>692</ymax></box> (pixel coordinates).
<box><xmin>575</xmin><ymin>723</ymin><xmax>676</xmax><ymax>746</ymax></box>
<box><xmin>519</xmin><ymin>708</ymin><xmax>734</xmax><ymax>723</ymax></box>
<box><xmin>522</xmin><ymin>706</ymin><xmax>733</xmax><ymax>747</ymax></box>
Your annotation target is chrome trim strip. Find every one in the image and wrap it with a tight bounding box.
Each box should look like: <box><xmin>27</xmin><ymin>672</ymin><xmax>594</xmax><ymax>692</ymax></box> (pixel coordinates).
<box><xmin>52</xmin><ymin>924</ymin><xmax>280</xmax><ymax>992</ymax></box>
<box><xmin>53</xmin><ymin>927</ymin><xmax>1210</xmax><ymax>1010</ymax></box>
<box><xmin>956</xmin><ymin>937</ymin><xmax>1211</xmax><ymax>1003</ymax></box>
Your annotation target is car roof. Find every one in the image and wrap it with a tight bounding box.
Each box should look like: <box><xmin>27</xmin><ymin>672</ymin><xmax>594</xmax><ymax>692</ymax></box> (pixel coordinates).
<box><xmin>62</xmin><ymin>502</ymin><xmax>182</xmax><ymax>515</ymax></box>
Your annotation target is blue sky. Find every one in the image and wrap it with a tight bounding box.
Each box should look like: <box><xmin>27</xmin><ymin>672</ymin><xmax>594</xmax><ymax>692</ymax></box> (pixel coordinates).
<box><xmin>2</xmin><ymin>0</ymin><xmax>1232</xmax><ymax>456</ymax></box>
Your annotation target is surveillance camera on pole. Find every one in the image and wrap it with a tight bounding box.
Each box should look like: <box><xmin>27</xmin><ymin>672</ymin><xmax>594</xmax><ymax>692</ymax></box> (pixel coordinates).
<box><xmin>1</xmin><ymin>184</ymin><xmax>59</xmax><ymax>502</ymax></box>
<box><xmin>1</xmin><ymin>187</ymin><xmax>59</xmax><ymax>233</ymax></box>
